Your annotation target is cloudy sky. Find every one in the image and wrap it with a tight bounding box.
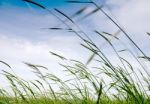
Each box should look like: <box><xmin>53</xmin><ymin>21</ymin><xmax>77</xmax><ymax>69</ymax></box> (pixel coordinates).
<box><xmin>0</xmin><ymin>0</ymin><xmax>150</xmax><ymax>87</ymax></box>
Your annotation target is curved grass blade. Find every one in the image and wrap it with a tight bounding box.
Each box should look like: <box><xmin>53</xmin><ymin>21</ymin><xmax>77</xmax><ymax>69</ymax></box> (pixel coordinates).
<box><xmin>138</xmin><ymin>56</ymin><xmax>150</xmax><ymax>61</ymax></box>
<box><xmin>86</xmin><ymin>53</ymin><xmax>95</xmax><ymax>65</ymax></box>
<box><xmin>96</xmin><ymin>82</ymin><xmax>102</xmax><ymax>104</ymax></box>
<box><xmin>70</xmin><ymin>7</ymin><xmax>87</xmax><ymax>18</ymax></box>
<box><xmin>118</xmin><ymin>49</ymin><xmax>127</xmax><ymax>52</ymax></box>
<box><xmin>53</xmin><ymin>7</ymin><xmax>87</xmax><ymax>28</ymax></box>
<box><xmin>23</xmin><ymin>62</ymin><xmax>48</xmax><ymax>70</ymax></box>
<box><xmin>49</xmin><ymin>28</ymin><xmax>72</xmax><ymax>30</ymax></box>
<box><xmin>147</xmin><ymin>32</ymin><xmax>150</xmax><ymax>36</ymax></box>
<box><xmin>35</xmin><ymin>65</ymin><xmax>48</xmax><ymax>70</ymax></box>
<box><xmin>41</xmin><ymin>27</ymin><xmax>72</xmax><ymax>31</ymax></box>
<box><xmin>0</xmin><ymin>60</ymin><xmax>11</xmax><ymax>69</ymax></box>
<box><xmin>23</xmin><ymin>62</ymin><xmax>39</xmax><ymax>71</ymax></box>
<box><xmin>95</xmin><ymin>30</ymin><xmax>112</xmax><ymax>45</ymax></box>
<box><xmin>54</xmin><ymin>8</ymin><xmax>74</xmax><ymax>23</ymax></box>
<box><xmin>78</xmin><ymin>7</ymin><xmax>102</xmax><ymax>21</ymax></box>
<box><xmin>102</xmin><ymin>31</ymin><xmax>119</xmax><ymax>40</ymax></box>
<box><xmin>86</xmin><ymin>30</ymin><xmax>120</xmax><ymax>65</ymax></box>
<box><xmin>91</xmin><ymin>1</ymin><xmax>149</xmax><ymax>62</ymax></box>
<box><xmin>50</xmin><ymin>51</ymin><xmax>66</xmax><ymax>60</ymax></box>
<box><xmin>22</xmin><ymin>0</ymin><xmax>46</xmax><ymax>9</ymax></box>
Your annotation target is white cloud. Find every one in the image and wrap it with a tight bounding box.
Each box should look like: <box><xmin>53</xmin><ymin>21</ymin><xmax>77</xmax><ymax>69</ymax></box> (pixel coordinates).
<box><xmin>0</xmin><ymin>33</ymin><xmax>91</xmax><ymax>88</ymax></box>
<box><xmin>106</xmin><ymin>0</ymin><xmax>129</xmax><ymax>7</ymax></box>
<box><xmin>0</xmin><ymin>0</ymin><xmax>150</xmax><ymax>88</ymax></box>
<box><xmin>105</xmin><ymin>0</ymin><xmax>150</xmax><ymax>48</ymax></box>
<box><xmin>79</xmin><ymin>0</ymin><xmax>149</xmax><ymax>57</ymax></box>
<box><xmin>0</xmin><ymin>5</ymin><xmax>93</xmax><ymax>88</ymax></box>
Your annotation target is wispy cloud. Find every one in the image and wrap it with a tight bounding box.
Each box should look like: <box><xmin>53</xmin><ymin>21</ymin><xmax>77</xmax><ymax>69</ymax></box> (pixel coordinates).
<box><xmin>0</xmin><ymin>0</ymin><xmax>150</xmax><ymax>86</ymax></box>
<box><xmin>0</xmin><ymin>4</ymin><xmax>89</xmax><ymax>85</ymax></box>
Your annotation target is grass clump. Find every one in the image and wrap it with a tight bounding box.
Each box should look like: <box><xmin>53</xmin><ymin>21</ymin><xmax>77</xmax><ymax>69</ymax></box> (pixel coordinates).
<box><xmin>0</xmin><ymin>0</ymin><xmax>150</xmax><ymax>104</ymax></box>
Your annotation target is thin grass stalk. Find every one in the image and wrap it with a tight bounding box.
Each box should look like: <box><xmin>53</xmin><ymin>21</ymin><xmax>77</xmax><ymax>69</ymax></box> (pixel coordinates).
<box><xmin>90</xmin><ymin>0</ymin><xmax>150</xmax><ymax>69</ymax></box>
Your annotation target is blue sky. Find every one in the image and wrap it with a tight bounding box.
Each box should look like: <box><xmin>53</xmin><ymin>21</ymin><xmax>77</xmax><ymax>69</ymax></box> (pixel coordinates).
<box><xmin>0</xmin><ymin>0</ymin><xmax>70</xmax><ymax>41</ymax></box>
<box><xmin>0</xmin><ymin>0</ymin><xmax>150</xmax><ymax>87</ymax></box>
<box><xmin>0</xmin><ymin>0</ymin><xmax>67</xmax><ymax>7</ymax></box>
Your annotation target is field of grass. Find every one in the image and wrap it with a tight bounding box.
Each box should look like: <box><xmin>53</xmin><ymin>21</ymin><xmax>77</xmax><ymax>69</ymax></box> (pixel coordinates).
<box><xmin>0</xmin><ymin>0</ymin><xmax>150</xmax><ymax>104</ymax></box>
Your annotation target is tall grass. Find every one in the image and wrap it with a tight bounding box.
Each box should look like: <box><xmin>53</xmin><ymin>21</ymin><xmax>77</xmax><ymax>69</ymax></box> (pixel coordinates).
<box><xmin>0</xmin><ymin>0</ymin><xmax>150</xmax><ymax>104</ymax></box>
